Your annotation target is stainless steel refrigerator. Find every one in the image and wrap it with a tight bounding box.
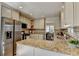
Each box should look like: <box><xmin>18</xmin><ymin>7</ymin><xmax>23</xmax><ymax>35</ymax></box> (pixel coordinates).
<box><xmin>1</xmin><ymin>17</ymin><xmax>21</xmax><ymax>56</ymax></box>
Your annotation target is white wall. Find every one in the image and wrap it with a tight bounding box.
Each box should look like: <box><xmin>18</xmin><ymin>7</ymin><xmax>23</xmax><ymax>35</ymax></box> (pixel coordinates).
<box><xmin>46</xmin><ymin>16</ymin><xmax>60</xmax><ymax>29</ymax></box>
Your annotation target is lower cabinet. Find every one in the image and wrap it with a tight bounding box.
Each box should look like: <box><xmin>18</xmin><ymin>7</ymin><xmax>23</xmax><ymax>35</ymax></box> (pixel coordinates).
<box><xmin>35</xmin><ymin>48</ymin><xmax>53</xmax><ymax>56</ymax></box>
<box><xmin>21</xmin><ymin>45</ymin><xmax>34</xmax><ymax>56</ymax></box>
<box><xmin>34</xmin><ymin>48</ymin><xmax>68</xmax><ymax>56</ymax></box>
<box><xmin>16</xmin><ymin>44</ymin><xmax>68</xmax><ymax>56</ymax></box>
<box><xmin>30</xmin><ymin>34</ymin><xmax>44</xmax><ymax>40</ymax></box>
<box><xmin>16</xmin><ymin>44</ymin><xmax>34</xmax><ymax>56</ymax></box>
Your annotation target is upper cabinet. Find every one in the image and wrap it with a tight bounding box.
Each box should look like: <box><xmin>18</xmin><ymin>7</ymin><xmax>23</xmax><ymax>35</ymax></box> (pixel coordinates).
<box><xmin>60</xmin><ymin>3</ymin><xmax>73</xmax><ymax>28</ymax></box>
<box><xmin>60</xmin><ymin>10</ymin><xmax>65</xmax><ymax>28</ymax></box>
<box><xmin>61</xmin><ymin>2</ymin><xmax>79</xmax><ymax>27</ymax></box>
<box><xmin>34</xmin><ymin>19</ymin><xmax>44</xmax><ymax>29</ymax></box>
<box><xmin>20</xmin><ymin>16</ymin><xmax>31</xmax><ymax>29</ymax></box>
<box><xmin>12</xmin><ymin>10</ymin><xmax>19</xmax><ymax>20</ymax></box>
<box><xmin>39</xmin><ymin>19</ymin><xmax>44</xmax><ymax>29</ymax></box>
<box><xmin>64</xmin><ymin>2</ymin><xmax>73</xmax><ymax>27</ymax></box>
<box><xmin>73</xmin><ymin>2</ymin><xmax>79</xmax><ymax>27</ymax></box>
<box><xmin>2</xmin><ymin>6</ymin><xmax>11</xmax><ymax>18</ymax></box>
<box><xmin>2</xmin><ymin>6</ymin><xmax>19</xmax><ymax>21</ymax></box>
<box><xmin>0</xmin><ymin>4</ymin><xmax>1</xmax><ymax>19</ymax></box>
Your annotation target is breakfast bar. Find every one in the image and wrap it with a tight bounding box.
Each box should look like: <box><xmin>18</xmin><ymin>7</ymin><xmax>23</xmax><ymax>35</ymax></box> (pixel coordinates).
<box><xmin>16</xmin><ymin>39</ymin><xmax>79</xmax><ymax>56</ymax></box>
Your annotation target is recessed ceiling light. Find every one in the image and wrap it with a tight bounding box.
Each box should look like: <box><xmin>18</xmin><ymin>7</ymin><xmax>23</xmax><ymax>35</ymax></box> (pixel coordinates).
<box><xmin>30</xmin><ymin>13</ymin><xmax>32</xmax><ymax>15</ymax></box>
<box><xmin>19</xmin><ymin>6</ymin><xmax>23</xmax><ymax>9</ymax></box>
<box><xmin>41</xmin><ymin>16</ymin><xmax>45</xmax><ymax>18</ymax></box>
<box><xmin>61</xmin><ymin>6</ymin><xmax>64</xmax><ymax>8</ymax></box>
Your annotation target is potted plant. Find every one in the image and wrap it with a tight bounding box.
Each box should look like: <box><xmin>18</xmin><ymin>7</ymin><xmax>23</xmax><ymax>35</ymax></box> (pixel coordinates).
<box><xmin>68</xmin><ymin>38</ymin><xmax>79</xmax><ymax>48</ymax></box>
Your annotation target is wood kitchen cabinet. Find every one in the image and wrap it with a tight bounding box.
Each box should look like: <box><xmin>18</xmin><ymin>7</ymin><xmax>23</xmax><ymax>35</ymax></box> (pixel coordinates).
<box><xmin>16</xmin><ymin>44</ymin><xmax>68</xmax><ymax>56</ymax></box>
<box><xmin>73</xmin><ymin>2</ymin><xmax>79</xmax><ymax>27</ymax></box>
<box><xmin>64</xmin><ymin>2</ymin><xmax>73</xmax><ymax>27</ymax></box>
<box><xmin>60</xmin><ymin>10</ymin><xmax>65</xmax><ymax>28</ymax></box>
<box><xmin>12</xmin><ymin>10</ymin><xmax>19</xmax><ymax>20</ymax></box>
<box><xmin>34</xmin><ymin>19</ymin><xmax>44</xmax><ymax>29</ymax></box>
<box><xmin>2</xmin><ymin>6</ymin><xmax>11</xmax><ymax>18</ymax></box>
<box><xmin>35</xmin><ymin>48</ymin><xmax>68</xmax><ymax>56</ymax></box>
<box><xmin>60</xmin><ymin>2</ymin><xmax>74</xmax><ymax>28</ymax></box>
<box><xmin>16</xmin><ymin>44</ymin><xmax>34</xmax><ymax>56</ymax></box>
<box><xmin>2</xmin><ymin>6</ymin><xmax>19</xmax><ymax>21</ymax></box>
<box><xmin>61</xmin><ymin>2</ymin><xmax>79</xmax><ymax>27</ymax></box>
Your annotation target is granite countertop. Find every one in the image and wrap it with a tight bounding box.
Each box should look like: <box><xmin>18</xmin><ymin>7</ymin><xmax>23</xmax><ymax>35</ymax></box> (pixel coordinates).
<box><xmin>16</xmin><ymin>39</ymin><xmax>79</xmax><ymax>56</ymax></box>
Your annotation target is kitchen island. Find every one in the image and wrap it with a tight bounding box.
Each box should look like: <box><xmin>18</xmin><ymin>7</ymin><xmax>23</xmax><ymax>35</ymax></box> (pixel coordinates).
<box><xmin>16</xmin><ymin>39</ymin><xmax>79</xmax><ymax>56</ymax></box>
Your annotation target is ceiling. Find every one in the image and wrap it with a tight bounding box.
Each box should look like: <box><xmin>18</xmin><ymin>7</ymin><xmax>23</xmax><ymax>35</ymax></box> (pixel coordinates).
<box><xmin>4</xmin><ymin>2</ymin><xmax>64</xmax><ymax>19</ymax></box>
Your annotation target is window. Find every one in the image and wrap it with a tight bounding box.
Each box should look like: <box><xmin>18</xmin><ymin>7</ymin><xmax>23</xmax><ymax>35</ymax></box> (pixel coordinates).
<box><xmin>68</xmin><ymin>27</ymin><xmax>74</xmax><ymax>34</ymax></box>
<box><xmin>46</xmin><ymin>25</ymin><xmax>54</xmax><ymax>33</ymax></box>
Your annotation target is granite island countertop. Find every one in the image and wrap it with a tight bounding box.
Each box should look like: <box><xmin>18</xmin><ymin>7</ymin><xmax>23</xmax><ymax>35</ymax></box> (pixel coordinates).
<box><xmin>16</xmin><ymin>39</ymin><xmax>79</xmax><ymax>56</ymax></box>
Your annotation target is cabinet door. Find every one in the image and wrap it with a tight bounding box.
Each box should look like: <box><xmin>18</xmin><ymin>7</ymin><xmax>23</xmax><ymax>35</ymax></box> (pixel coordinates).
<box><xmin>16</xmin><ymin>44</ymin><xmax>23</xmax><ymax>56</ymax></box>
<box><xmin>16</xmin><ymin>44</ymin><xmax>34</xmax><ymax>56</ymax></box>
<box><xmin>21</xmin><ymin>45</ymin><xmax>34</xmax><ymax>56</ymax></box>
<box><xmin>61</xmin><ymin>10</ymin><xmax>65</xmax><ymax>28</ymax></box>
<box><xmin>2</xmin><ymin>6</ymin><xmax>11</xmax><ymax>18</ymax></box>
<box><xmin>35</xmin><ymin>48</ymin><xmax>68</xmax><ymax>56</ymax></box>
<box><xmin>34</xmin><ymin>20</ymin><xmax>39</xmax><ymax>29</ymax></box>
<box><xmin>64</xmin><ymin>2</ymin><xmax>73</xmax><ymax>27</ymax></box>
<box><xmin>74</xmin><ymin>2</ymin><xmax>79</xmax><ymax>26</ymax></box>
<box><xmin>34</xmin><ymin>19</ymin><xmax>44</xmax><ymax>29</ymax></box>
<box><xmin>35</xmin><ymin>48</ymin><xmax>51</xmax><ymax>56</ymax></box>
<box><xmin>12</xmin><ymin>10</ymin><xmax>19</xmax><ymax>20</ymax></box>
<box><xmin>39</xmin><ymin>19</ymin><xmax>44</xmax><ymax>29</ymax></box>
